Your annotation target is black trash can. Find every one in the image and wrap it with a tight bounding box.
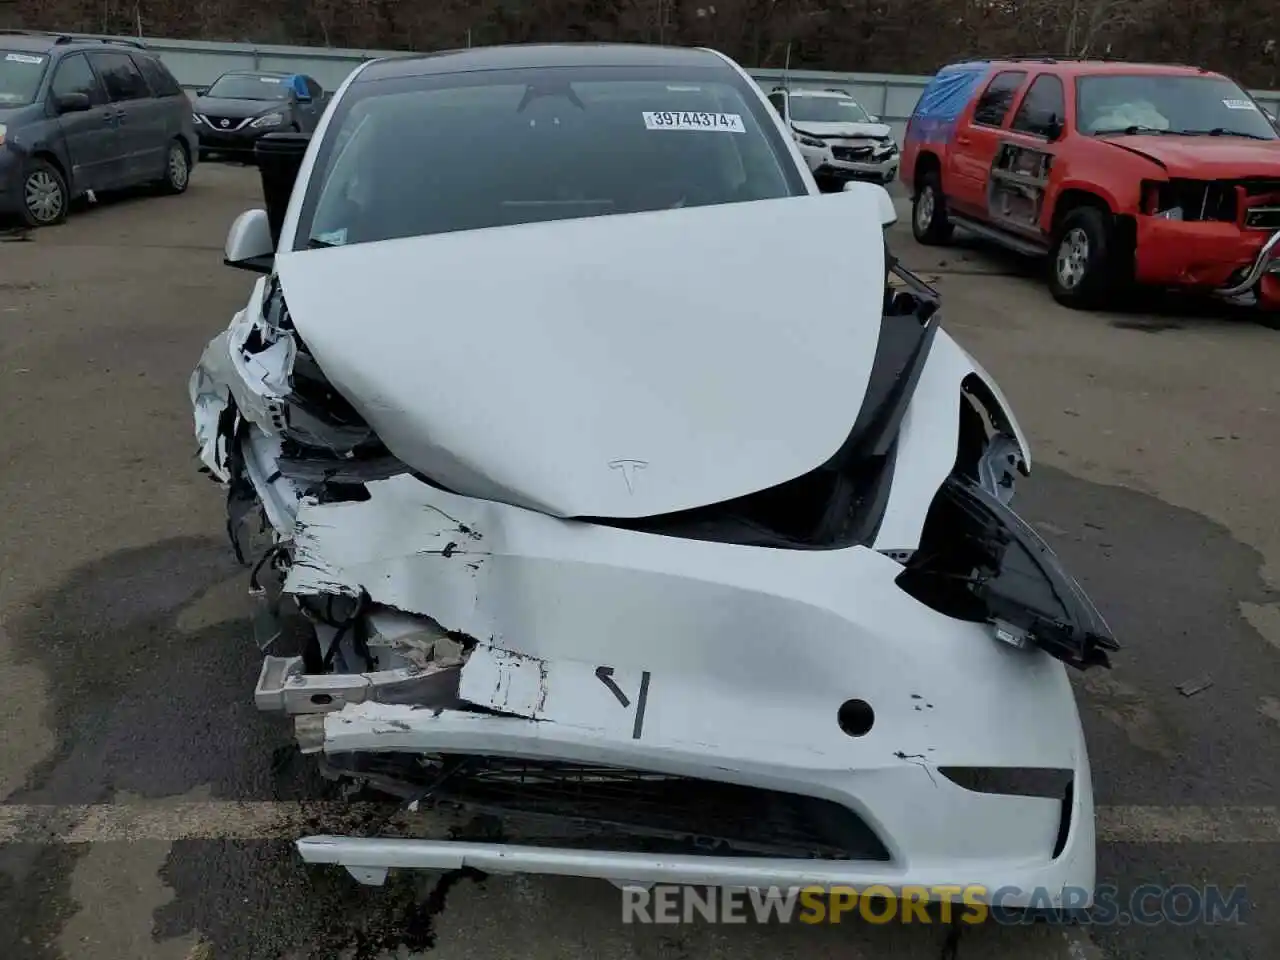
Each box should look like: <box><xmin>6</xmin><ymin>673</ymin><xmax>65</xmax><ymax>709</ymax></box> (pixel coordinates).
<box><xmin>254</xmin><ymin>132</ymin><xmax>311</xmax><ymax>249</ymax></box>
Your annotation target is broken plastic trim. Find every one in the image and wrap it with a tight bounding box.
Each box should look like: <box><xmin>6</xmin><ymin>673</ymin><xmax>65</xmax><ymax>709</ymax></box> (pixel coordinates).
<box><xmin>321</xmin><ymin>753</ymin><xmax>893</xmax><ymax>861</ymax></box>
<box><xmin>896</xmin><ymin>475</ymin><xmax>1118</xmax><ymax>670</ymax></box>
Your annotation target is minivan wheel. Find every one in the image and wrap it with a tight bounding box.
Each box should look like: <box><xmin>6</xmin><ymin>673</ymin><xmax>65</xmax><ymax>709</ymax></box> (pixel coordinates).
<box><xmin>21</xmin><ymin>159</ymin><xmax>69</xmax><ymax>226</ymax></box>
<box><xmin>162</xmin><ymin>140</ymin><xmax>190</xmax><ymax>194</ymax></box>
<box><xmin>912</xmin><ymin>170</ymin><xmax>953</xmax><ymax>245</ymax></box>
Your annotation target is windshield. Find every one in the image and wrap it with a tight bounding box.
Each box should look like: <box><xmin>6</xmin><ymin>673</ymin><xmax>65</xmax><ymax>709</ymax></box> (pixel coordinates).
<box><xmin>788</xmin><ymin>95</ymin><xmax>871</xmax><ymax>124</ymax></box>
<box><xmin>296</xmin><ymin>64</ymin><xmax>804</xmax><ymax>250</ymax></box>
<box><xmin>206</xmin><ymin>74</ymin><xmax>291</xmax><ymax>101</ymax></box>
<box><xmin>0</xmin><ymin>50</ymin><xmax>49</xmax><ymax>106</ymax></box>
<box><xmin>1077</xmin><ymin>74</ymin><xmax>1277</xmax><ymax>140</ymax></box>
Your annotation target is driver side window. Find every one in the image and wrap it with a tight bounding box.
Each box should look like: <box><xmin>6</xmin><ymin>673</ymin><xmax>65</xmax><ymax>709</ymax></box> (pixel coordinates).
<box><xmin>1010</xmin><ymin>74</ymin><xmax>1066</xmax><ymax>138</ymax></box>
<box><xmin>50</xmin><ymin>53</ymin><xmax>107</xmax><ymax>107</ymax></box>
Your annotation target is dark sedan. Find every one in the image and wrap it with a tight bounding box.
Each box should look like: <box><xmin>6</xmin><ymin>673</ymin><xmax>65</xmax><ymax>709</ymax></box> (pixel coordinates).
<box><xmin>192</xmin><ymin>70</ymin><xmax>325</xmax><ymax>160</ymax></box>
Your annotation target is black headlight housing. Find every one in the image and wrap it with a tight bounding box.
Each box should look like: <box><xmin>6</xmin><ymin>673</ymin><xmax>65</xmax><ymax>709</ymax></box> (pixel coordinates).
<box><xmin>897</xmin><ymin>475</ymin><xmax>1119</xmax><ymax>670</ymax></box>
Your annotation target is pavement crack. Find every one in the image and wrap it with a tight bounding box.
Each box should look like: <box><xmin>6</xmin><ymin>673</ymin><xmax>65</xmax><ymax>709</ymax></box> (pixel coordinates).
<box><xmin>940</xmin><ymin>918</ymin><xmax>964</xmax><ymax>960</ymax></box>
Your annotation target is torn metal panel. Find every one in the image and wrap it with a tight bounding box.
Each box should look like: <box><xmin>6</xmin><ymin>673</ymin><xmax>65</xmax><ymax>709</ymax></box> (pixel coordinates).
<box><xmin>191</xmin><ymin>283</ymin><xmax>294</xmax><ymax>439</ymax></box>
<box><xmin>283</xmin><ymin>478</ymin><xmax>491</xmax><ymax>615</ymax></box>
<box><xmin>254</xmin><ymin>655</ymin><xmax>461</xmax><ymax>713</ymax></box>
<box><xmin>190</xmin><ymin>359</ymin><xmax>234</xmax><ymax>482</ymax></box>
<box><xmin>241</xmin><ymin>425</ymin><xmax>301</xmax><ymax>536</ymax></box>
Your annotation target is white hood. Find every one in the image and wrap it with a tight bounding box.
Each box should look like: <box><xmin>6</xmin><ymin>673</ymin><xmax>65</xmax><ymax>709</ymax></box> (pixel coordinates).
<box><xmin>275</xmin><ymin>191</ymin><xmax>886</xmax><ymax>519</ymax></box>
<box><xmin>793</xmin><ymin>120</ymin><xmax>893</xmax><ymax>141</ymax></box>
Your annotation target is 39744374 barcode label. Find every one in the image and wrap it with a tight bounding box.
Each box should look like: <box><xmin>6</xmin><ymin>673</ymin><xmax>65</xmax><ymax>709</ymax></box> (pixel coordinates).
<box><xmin>642</xmin><ymin>111</ymin><xmax>746</xmax><ymax>133</ymax></box>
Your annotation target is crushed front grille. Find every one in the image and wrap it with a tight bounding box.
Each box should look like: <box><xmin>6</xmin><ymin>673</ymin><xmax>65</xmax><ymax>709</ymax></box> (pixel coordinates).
<box><xmin>327</xmin><ymin>753</ymin><xmax>892</xmax><ymax>860</ymax></box>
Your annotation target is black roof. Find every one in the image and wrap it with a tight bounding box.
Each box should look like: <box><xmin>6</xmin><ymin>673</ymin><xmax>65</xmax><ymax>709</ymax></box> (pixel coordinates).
<box><xmin>356</xmin><ymin>43</ymin><xmax>728</xmax><ymax>83</ymax></box>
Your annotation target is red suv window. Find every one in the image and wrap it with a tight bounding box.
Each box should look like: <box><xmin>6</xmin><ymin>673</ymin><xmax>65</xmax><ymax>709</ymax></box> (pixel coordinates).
<box><xmin>972</xmin><ymin>70</ymin><xmax>1027</xmax><ymax>127</ymax></box>
<box><xmin>1011</xmin><ymin>74</ymin><xmax>1066</xmax><ymax>138</ymax></box>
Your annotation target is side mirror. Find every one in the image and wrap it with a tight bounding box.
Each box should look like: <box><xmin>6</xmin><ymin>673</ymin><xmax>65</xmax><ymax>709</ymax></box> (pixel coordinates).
<box><xmin>1045</xmin><ymin>115</ymin><xmax>1065</xmax><ymax>142</ymax></box>
<box><xmin>54</xmin><ymin>92</ymin><xmax>91</xmax><ymax>114</ymax></box>
<box><xmin>194</xmin><ymin>87</ymin><xmax>209</xmax><ymax>97</ymax></box>
<box><xmin>296</xmin><ymin>91</ymin><xmax>312</xmax><ymax>103</ymax></box>
<box><xmin>253</xmin><ymin>131</ymin><xmax>311</xmax><ymax>249</ymax></box>
<box><xmin>225</xmin><ymin>208</ymin><xmax>275</xmax><ymax>273</ymax></box>
<box><xmin>843</xmin><ymin>180</ymin><xmax>898</xmax><ymax>227</ymax></box>
<box><xmin>868</xmin><ymin>114</ymin><xmax>880</xmax><ymax>123</ymax></box>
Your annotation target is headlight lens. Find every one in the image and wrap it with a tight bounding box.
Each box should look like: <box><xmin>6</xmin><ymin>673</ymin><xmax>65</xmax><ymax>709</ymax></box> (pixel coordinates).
<box><xmin>251</xmin><ymin>113</ymin><xmax>284</xmax><ymax>129</ymax></box>
<box><xmin>797</xmin><ymin>135</ymin><xmax>825</xmax><ymax>149</ymax></box>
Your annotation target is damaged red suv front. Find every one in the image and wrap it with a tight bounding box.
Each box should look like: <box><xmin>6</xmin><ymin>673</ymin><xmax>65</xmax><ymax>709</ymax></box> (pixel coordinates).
<box><xmin>1131</xmin><ymin>160</ymin><xmax>1280</xmax><ymax>308</ymax></box>
<box><xmin>1077</xmin><ymin>70</ymin><xmax>1280</xmax><ymax>309</ymax></box>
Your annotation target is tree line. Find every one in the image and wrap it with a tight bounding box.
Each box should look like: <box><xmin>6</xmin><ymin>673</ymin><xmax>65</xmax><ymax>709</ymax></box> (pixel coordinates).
<box><xmin>7</xmin><ymin>0</ymin><xmax>1280</xmax><ymax>89</ymax></box>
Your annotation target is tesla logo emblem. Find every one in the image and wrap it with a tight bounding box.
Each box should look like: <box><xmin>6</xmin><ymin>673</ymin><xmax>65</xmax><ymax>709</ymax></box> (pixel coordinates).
<box><xmin>608</xmin><ymin>459</ymin><xmax>648</xmax><ymax>494</ymax></box>
<box><xmin>220</xmin><ymin>119</ymin><xmax>230</xmax><ymax>128</ymax></box>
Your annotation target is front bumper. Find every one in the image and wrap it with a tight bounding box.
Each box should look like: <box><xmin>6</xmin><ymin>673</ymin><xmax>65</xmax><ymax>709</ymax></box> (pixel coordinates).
<box><xmin>195</xmin><ymin>122</ymin><xmax>279</xmax><ymax>154</ymax></box>
<box><xmin>1135</xmin><ymin>220</ymin><xmax>1280</xmax><ymax>305</ymax></box>
<box><xmin>802</xmin><ymin>145</ymin><xmax>900</xmax><ymax>184</ymax></box>
<box><xmin>816</xmin><ymin>157</ymin><xmax>900</xmax><ymax>184</ymax></box>
<box><xmin>256</xmin><ymin>466</ymin><xmax>1095</xmax><ymax>902</ymax></box>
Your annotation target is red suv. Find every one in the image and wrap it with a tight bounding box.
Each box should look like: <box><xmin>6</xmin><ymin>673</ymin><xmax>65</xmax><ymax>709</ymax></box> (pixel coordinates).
<box><xmin>900</xmin><ymin>59</ymin><xmax>1280</xmax><ymax>311</ymax></box>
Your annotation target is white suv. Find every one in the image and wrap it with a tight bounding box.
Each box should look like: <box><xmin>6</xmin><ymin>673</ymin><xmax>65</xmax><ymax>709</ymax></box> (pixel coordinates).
<box><xmin>767</xmin><ymin>87</ymin><xmax>899</xmax><ymax>188</ymax></box>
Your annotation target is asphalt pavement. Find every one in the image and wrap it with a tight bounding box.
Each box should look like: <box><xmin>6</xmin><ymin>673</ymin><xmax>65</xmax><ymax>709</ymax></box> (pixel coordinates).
<box><xmin>1</xmin><ymin>165</ymin><xmax>1279</xmax><ymax>959</ymax></box>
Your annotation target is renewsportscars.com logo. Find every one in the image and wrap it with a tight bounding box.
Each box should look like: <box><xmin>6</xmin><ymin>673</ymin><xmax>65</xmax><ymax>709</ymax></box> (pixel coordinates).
<box><xmin>620</xmin><ymin>884</ymin><xmax>1250</xmax><ymax>925</ymax></box>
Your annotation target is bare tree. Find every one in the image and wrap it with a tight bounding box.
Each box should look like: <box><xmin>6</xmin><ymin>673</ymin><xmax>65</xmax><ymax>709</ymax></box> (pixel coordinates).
<box><xmin>10</xmin><ymin>0</ymin><xmax>1280</xmax><ymax>87</ymax></box>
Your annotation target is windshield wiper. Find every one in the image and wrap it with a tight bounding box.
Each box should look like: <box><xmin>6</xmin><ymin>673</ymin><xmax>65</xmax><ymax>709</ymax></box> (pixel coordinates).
<box><xmin>1095</xmin><ymin>125</ymin><xmax>1169</xmax><ymax>136</ymax></box>
<box><xmin>1172</xmin><ymin>127</ymin><xmax>1272</xmax><ymax>140</ymax></box>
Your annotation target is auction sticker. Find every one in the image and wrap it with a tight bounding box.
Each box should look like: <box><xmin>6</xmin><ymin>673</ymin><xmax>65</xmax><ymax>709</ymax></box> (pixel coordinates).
<box><xmin>643</xmin><ymin>111</ymin><xmax>745</xmax><ymax>132</ymax></box>
<box><xmin>5</xmin><ymin>53</ymin><xmax>45</xmax><ymax>64</ymax></box>
<box><xmin>1223</xmin><ymin>98</ymin><xmax>1257</xmax><ymax>110</ymax></box>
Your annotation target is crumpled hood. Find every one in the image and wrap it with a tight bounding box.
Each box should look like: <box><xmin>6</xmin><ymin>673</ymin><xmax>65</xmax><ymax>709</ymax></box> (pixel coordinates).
<box><xmin>793</xmin><ymin>120</ymin><xmax>893</xmax><ymax>141</ymax></box>
<box><xmin>193</xmin><ymin>96</ymin><xmax>283</xmax><ymax>119</ymax></box>
<box><xmin>1101</xmin><ymin>134</ymin><xmax>1280</xmax><ymax>177</ymax></box>
<box><xmin>275</xmin><ymin>192</ymin><xmax>887</xmax><ymax>520</ymax></box>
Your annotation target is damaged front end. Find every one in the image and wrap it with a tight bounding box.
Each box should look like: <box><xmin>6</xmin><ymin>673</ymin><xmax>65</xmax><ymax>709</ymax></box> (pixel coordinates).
<box><xmin>192</xmin><ymin>192</ymin><xmax>1114</xmax><ymax>905</ymax></box>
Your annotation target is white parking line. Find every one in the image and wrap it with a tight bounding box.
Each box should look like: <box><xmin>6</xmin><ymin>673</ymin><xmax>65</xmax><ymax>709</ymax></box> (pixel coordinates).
<box><xmin>0</xmin><ymin>802</ymin><xmax>1277</xmax><ymax>845</ymax></box>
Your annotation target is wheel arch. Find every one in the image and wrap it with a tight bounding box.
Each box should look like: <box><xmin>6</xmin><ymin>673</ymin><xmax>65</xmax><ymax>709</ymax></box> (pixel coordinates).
<box><xmin>913</xmin><ymin>150</ymin><xmax>943</xmax><ymax>194</ymax></box>
<box><xmin>29</xmin><ymin>148</ymin><xmax>68</xmax><ymax>182</ymax></box>
<box><xmin>1050</xmin><ymin>187</ymin><xmax>1112</xmax><ymax>230</ymax></box>
<box><xmin>1049</xmin><ymin>187</ymin><xmax>1136</xmax><ymax>283</ymax></box>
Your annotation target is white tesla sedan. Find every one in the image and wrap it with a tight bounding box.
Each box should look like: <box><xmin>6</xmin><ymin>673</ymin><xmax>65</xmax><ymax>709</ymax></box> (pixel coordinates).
<box><xmin>190</xmin><ymin>42</ymin><xmax>1115</xmax><ymax>906</ymax></box>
